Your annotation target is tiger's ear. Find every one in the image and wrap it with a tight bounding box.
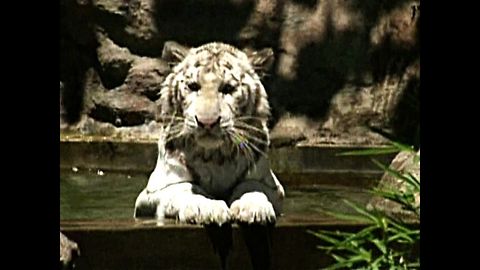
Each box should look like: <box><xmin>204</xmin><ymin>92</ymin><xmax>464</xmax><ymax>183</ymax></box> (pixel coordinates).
<box><xmin>245</xmin><ymin>48</ymin><xmax>275</xmax><ymax>77</ymax></box>
<box><xmin>162</xmin><ymin>41</ymin><xmax>190</xmax><ymax>64</ymax></box>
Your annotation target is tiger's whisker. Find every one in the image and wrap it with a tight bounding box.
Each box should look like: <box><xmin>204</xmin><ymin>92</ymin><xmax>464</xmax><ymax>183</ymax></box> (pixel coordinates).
<box><xmin>234</xmin><ymin>116</ymin><xmax>266</xmax><ymax>122</ymax></box>
<box><xmin>233</xmin><ymin>122</ymin><xmax>267</xmax><ymax>135</ymax></box>
<box><xmin>243</xmin><ymin>143</ymin><xmax>257</xmax><ymax>168</ymax></box>
<box><xmin>227</xmin><ymin>131</ymin><xmax>254</xmax><ymax>162</ymax></box>
<box><xmin>165</xmin><ymin>130</ymin><xmax>185</xmax><ymax>142</ymax></box>
<box><xmin>243</xmin><ymin>139</ymin><xmax>268</xmax><ymax>158</ymax></box>
<box><xmin>231</xmin><ymin>128</ymin><xmax>269</xmax><ymax>146</ymax></box>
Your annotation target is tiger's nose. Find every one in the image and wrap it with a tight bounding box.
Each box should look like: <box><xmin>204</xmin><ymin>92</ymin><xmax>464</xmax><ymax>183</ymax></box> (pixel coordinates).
<box><xmin>196</xmin><ymin>116</ymin><xmax>221</xmax><ymax>129</ymax></box>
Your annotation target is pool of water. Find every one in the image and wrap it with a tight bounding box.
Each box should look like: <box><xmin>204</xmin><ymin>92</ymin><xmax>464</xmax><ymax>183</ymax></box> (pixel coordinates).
<box><xmin>60</xmin><ymin>168</ymin><xmax>373</xmax><ymax>224</ymax></box>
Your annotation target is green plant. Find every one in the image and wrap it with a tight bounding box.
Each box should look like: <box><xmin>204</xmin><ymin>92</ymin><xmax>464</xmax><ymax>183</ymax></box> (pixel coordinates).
<box><xmin>309</xmin><ymin>143</ymin><xmax>420</xmax><ymax>270</ymax></box>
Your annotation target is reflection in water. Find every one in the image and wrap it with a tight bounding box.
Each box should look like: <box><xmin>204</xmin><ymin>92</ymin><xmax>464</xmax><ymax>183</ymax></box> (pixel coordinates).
<box><xmin>60</xmin><ymin>169</ymin><xmax>373</xmax><ymax>223</ymax></box>
<box><xmin>60</xmin><ymin>169</ymin><xmax>149</xmax><ymax>220</ymax></box>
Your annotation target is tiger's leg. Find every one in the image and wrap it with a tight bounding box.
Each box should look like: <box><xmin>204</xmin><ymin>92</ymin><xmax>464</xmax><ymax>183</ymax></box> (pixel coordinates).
<box><xmin>239</xmin><ymin>222</ymin><xmax>274</xmax><ymax>270</ymax></box>
<box><xmin>205</xmin><ymin>223</ymin><xmax>233</xmax><ymax>270</ymax></box>
<box><xmin>228</xmin><ymin>180</ymin><xmax>282</xmax><ymax>270</ymax></box>
<box><xmin>134</xmin><ymin>182</ymin><xmax>231</xmax><ymax>225</ymax></box>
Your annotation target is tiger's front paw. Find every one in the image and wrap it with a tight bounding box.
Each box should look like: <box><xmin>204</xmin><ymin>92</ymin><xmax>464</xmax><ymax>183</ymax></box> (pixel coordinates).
<box><xmin>178</xmin><ymin>197</ymin><xmax>231</xmax><ymax>225</ymax></box>
<box><xmin>230</xmin><ymin>192</ymin><xmax>276</xmax><ymax>224</ymax></box>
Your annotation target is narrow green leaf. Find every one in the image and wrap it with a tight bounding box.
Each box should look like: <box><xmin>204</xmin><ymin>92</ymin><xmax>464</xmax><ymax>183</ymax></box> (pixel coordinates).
<box><xmin>343</xmin><ymin>199</ymin><xmax>382</xmax><ymax>223</ymax></box>
<box><xmin>406</xmin><ymin>172</ymin><xmax>421</xmax><ymax>189</ymax></box>
<box><xmin>372</xmin><ymin>159</ymin><xmax>420</xmax><ymax>190</ymax></box>
<box><xmin>337</xmin><ymin>225</ymin><xmax>378</xmax><ymax>247</ymax></box>
<box><xmin>358</xmin><ymin>248</ymin><xmax>372</xmax><ymax>261</ymax></box>
<box><xmin>371</xmin><ymin>255</ymin><xmax>386</xmax><ymax>267</ymax></box>
<box><xmin>371</xmin><ymin>239</ymin><xmax>387</xmax><ymax>254</ymax></box>
<box><xmin>387</xmin><ymin>232</ymin><xmax>415</xmax><ymax>243</ymax></box>
<box><xmin>316</xmin><ymin>245</ymin><xmax>332</xmax><ymax>251</ymax></box>
<box><xmin>372</xmin><ymin>189</ymin><xmax>412</xmax><ymax>206</ymax></box>
<box><xmin>336</xmin><ymin>147</ymin><xmax>399</xmax><ymax>156</ymax></box>
<box><xmin>316</xmin><ymin>230</ymin><xmax>355</xmax><ymax>237</ymax></box>
<box><xmin>317</xmin><ymin>207</ymin><xmax>372</xmax><ymax>223</ymax></box>
<box><xmin>347</xmin><ymin>253</ymin><xmax>371</xmax><ymax>263</ymax></box>
<box><xmin>331</xmin><ymin>254</ymin><xmax>346</xmax><ymax>263</ymax></box>
<box><xmin>388</xmin><ymin>221</ymin><xmax>418</xmax><ymax>234</ymax></box>
<box><xmin>307</xmin><ymin>230</ymin><xmax>341</xmax><ymax>245</ymax></box>
<box><xmin>407</xmin><ymin>262</ymin><xmax>421</xmax><ymax>267</ymax></box>
<box><xmin>390</xmin><ymin>141</ymin><xmax>415</xmax><ymax>153</ymax></box>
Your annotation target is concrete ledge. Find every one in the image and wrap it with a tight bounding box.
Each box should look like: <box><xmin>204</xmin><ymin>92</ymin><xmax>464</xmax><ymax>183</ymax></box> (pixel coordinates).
<box><xmin>61</xmin><ymin>220</ymin><xmax>365</xmax><ymax>270</ymax></box>
<box><xmin>61</xmin><ymin>219</ymin><xmax>418</xmax><ymax>270</ymax></box>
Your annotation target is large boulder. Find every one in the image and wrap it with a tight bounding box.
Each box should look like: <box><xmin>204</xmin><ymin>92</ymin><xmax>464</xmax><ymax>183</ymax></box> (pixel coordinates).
<box><xmin>89</xmin><ymin>89</ymin><xmax>158</xmax><ymax>127</ymax></box>
<box><xmin>367</xmin><ymin>149</ymin><xmax>420</xmax><ymax>222</ymax></box>
<box><xmin>96</xmin><ymin>30</ymin><xmax>137</xmax><ymax>89</ymax></box>
<box><xmin>122</xmin><ymin>57</ymin><xmax>170</xmax><ymax>101</ymax></box>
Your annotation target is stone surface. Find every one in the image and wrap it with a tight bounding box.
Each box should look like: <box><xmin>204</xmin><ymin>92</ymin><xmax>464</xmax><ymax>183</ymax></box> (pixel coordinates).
<box><xmin>60</xmin><ymin>0</ymin><xmax>420</xmax><ymax>147</ymax></box>
<box><xmin>62</xmin><ymin>115</ymin><xmax>164</xmax><ymax>139</ymax></box>
<box><xmin>367</xmin><ymin>150</ymin><xmax>420</xmax><ymax>221</ymax></box>
<box><xmin>96</xmin><ymin>30</ymin><xmax>137</xmax><ymax>89</ymax></box>
<box><xmin>270</xmin><ymin>113</ymin><xmax>313</xmax><ymax>147</ymax></box>
<box><xmin>122</xmin><ymin>57</ymin><xmax>170</xmax><ymax>101</ymax></box>
<box><xmin>370</xmin><ymin>1</ymin><xmax>420</xmax><ymax>49</ymax></box>
<box><xmin>269</xmin><ymin>0</ymin><xmax>420</xmax><ymax>146</ymax></box>
<box><xmin>92</xmin><ymin>0</ymin><xmax>162</xmax><ymax>56</ymax></box>
<box><xmin>89</xmin><ymin>89</ymin><xmax>158</xmax><ymax>127</ymax></box>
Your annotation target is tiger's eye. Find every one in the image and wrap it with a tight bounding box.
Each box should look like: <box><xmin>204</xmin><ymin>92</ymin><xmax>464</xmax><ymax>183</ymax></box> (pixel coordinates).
<box><xmin>187</xmin><ymin>82</ymin><xmax>201</xmax><ymax>92</ymax></box>
<box><xmin>220</xmin><ymin>84</ymin><xmax>235</xmax><ymax>95</ymax></box>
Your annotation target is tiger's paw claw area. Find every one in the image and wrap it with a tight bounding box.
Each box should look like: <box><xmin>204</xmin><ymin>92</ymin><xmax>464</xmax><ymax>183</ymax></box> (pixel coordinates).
<box><xmin>178</xmin><ymin>197</ymin><xmax>231</xmax><ymax>226</ymax></box>
<box><xmin>230</xmin><ymin>192</ymin><xmax>276</xmax><ymax>225</ymax></box>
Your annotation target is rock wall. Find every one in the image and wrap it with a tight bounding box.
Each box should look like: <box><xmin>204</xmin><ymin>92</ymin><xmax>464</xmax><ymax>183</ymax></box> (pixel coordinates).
<box><xmin>60</xmin><ymin>0</ymin><xmax>420</xmax><ymax>147</ymax></box>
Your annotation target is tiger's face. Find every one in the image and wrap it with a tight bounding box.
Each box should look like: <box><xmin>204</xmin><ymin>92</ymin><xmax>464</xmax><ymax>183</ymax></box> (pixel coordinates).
<box><xmin>158</xmin><ymin>42</ymin><xmax>274</xmax><ymax>157</ymax></box>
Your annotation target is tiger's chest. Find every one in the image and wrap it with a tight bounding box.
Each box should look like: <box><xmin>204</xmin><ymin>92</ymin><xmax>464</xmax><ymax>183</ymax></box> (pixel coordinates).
<box><xmin>184</xmin><ymin>152</ymin><xmax>251</xmax><ymax>199</ymax></box>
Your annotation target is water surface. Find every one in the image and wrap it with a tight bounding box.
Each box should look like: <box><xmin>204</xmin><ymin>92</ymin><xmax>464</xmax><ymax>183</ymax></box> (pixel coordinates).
<box><xmin>60</xmin><ymin>169</ymin><xmax>373</xmax><ymax>224</ymax></box>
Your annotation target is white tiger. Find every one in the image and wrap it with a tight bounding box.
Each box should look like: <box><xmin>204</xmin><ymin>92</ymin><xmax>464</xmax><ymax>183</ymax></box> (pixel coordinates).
<box><xmin>134</xmin><ymin>41</ymin><xmax>285</xmax><ymax>226</ymax></box>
